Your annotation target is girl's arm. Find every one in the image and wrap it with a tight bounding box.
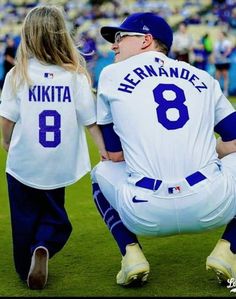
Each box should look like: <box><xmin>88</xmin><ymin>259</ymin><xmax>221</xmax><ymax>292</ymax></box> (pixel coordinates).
<box><xmin>86</xmin><ymin>123</ymin><xmax>109</xmax><ymax>161</ymax></box>
<box><xmin>0</xmin><ymin>116</ymin><xmax>15</xmax><ymax>152</ymax></box>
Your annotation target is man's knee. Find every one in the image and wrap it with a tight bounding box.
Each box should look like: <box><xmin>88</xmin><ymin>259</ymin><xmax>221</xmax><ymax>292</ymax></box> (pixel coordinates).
<box><xmin>91</xmin><ymin>161</ymin><xmax>108</xmax><ymax>184</ymax></box>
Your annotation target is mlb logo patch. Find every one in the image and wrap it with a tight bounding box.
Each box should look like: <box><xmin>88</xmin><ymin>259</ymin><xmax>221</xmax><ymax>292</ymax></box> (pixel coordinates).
<box><xmin>168</xmin><ymin>186</ymin><xmax>181</xmax><ymax>194</ymax></box>
<box><xmin>155</xmin><ymin>57</ymin><xmax>164</xmax><ymax>67</ymax></box>
<box><xmin>44</xmin><ymin>72</ymin><xmax>54</xmax><ymax>79</ymax></box>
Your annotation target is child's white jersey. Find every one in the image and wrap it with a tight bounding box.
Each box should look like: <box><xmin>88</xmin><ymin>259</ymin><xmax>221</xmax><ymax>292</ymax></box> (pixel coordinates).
<box><xmin>0</xmin><ymin>58</ymin><xmax>96</xmax><ymax>189</ymax></box>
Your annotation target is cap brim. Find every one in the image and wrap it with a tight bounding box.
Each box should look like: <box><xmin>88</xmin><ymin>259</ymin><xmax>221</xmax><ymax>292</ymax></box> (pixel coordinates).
<box><xmin>100</xmin><ymin>26</ymin><xmax>133</xmax><ymax>43</ymax></box>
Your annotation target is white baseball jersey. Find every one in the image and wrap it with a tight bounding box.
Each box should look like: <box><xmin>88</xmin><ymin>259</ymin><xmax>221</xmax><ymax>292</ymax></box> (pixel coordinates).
<box><xmin>0</xmin><ymin>58</ymin><xmax>96</xmax><ymax>189</ymax></box>
<box><xmin>97</xmin><ymin>51</ymin><xmax>234</xmax><ymax>182</ymax></box>
<box><xmin>94</xmin><ymin>51</ymin><xmax>236</xmax><ymax>236</ymax></box>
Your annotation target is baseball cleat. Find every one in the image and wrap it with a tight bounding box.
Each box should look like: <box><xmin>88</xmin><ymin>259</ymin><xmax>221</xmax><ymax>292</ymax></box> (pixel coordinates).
<box><xmin>116</xmin><ymin>243</ymin><xmax>150</xmax><ymax>286</ymax></box>
<box><xmin>27</xmin><ymin>246</ymin><xmax>49</xmax><ymax>290</ymax></box>
<box><xmin>206</xmin><ymin>239</ymin><xmax>236</xmax><ymax>284</ymax></box>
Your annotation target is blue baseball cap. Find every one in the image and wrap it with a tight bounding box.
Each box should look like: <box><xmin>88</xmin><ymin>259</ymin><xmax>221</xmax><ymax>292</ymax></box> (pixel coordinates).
<box><xmin>100</xmin><ymin>12</ymin><xmax>173</xmax><ymax>51</ymax></box>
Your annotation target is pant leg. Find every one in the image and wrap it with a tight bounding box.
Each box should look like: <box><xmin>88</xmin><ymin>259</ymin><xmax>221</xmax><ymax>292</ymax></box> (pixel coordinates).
<box><xmin>92</xmin><ymin>182</ymin><xmax>138</xmax><ymax>256</ymax></box>
<box><xmin>6</xmin><ymin>173</ymin><xmax>72</xmax><ymax>280</ymax></box>
<box><xmin>91</xmin><ymin>161</ymin><xmax>140</xmax><ymax>256</ymax></box>
<box><xmin>7</xmin><ymin>173</ymin><xmax>44</xmax><ymax>280</ymax></box>
<box><xmin>91</xmin><ymin>160</ymin><xmax>127</xmax><ymax>210</ymax></box>
<box><xmin>219</xmin><ymin>153</ymin><xmax>236</xmax><ymax>253</ymax></box>
<box><xmin>33</xmin><ymin>187</ymin><xmax>72</xmax><ymax>257</ymax></box>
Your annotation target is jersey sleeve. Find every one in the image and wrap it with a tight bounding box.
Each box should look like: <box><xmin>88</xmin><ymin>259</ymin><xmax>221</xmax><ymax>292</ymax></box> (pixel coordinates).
<box><xmin>0</xmin><ymin>71</ymin><xmax>20</xmax><ymax>122</ymax></box>
<box><xmin>215</xmin><ymin>112</ymin><xmax>236</xmax><ymax>141</ymax></box>
<box><xmin>96</xmin><ymin>68</ymin><xmax>113</xmax><ymax>125</ymax></box>
<box><xmin>100</xmin><ymin>123</ymin><xmax>122</xmax><ymax>152</ymax></box>
<box><xmin>75</xmin><ymin>74</ymin><xmax>96</xmax><ymax>126</ymax></box>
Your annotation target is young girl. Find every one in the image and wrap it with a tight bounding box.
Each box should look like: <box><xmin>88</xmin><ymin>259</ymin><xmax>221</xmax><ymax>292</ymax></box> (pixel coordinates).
<box><xmin>0</xmin><ymin>5</ymin><xmax>108</xmax><ymax>290</ymax></box>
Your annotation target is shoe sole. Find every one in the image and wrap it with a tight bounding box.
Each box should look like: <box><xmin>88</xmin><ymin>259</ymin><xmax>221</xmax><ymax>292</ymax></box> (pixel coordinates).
<box><xmin>118</xmin><ymin>270</ymin><xmax>149</xmax><ymax>287</ymax></box>
<box><xmin>206</xmin><ymin>257</ymin><xmax>232</xmax><ymax>284</ymax></box>
<box><xmin>27</xmin><ymin>248</ymin><xmax>48</xmax><ymax>290</ymax></box>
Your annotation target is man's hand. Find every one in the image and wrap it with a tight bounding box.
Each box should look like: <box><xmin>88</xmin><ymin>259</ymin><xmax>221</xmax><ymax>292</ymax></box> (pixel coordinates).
<box><xmin>107</xmin><ymin>151</ymin><xmax>124</xmax><ymax>162</ymax></box>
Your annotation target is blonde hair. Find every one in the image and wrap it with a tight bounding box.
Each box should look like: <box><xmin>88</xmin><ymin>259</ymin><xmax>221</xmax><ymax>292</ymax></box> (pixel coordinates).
<box><xmin>12</xmin><ymin>5</ymin><xmax>91</xmax><ymax>90</ymax></box>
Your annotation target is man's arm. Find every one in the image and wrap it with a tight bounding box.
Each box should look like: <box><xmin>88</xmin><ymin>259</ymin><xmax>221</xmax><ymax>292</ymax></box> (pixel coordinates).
<box><xmin>0</xmin><ymin>116</ymin><xmax>15</xmax><ymax>151</ymax></box>
<box><xmin>215</xmin><ymin>112</ymin><xmax>236</xmax><ymax>158</ymax></box>
<box><xmin>216</xmin><ymin>137</ymin><xmax>236</xmax><ymax>159</ymax></box>
<box><xmin>5</xmin><ymin>53</ymin><xmax>15</xmax><ymax>65</ymax></box>
<box><xmin>107</xmin><ymin>151</ymin><xmax>124</xmax><ymax>162</ymax></box>
<box><xmin>99</xmin><ymin>123</ymin><xmax>124</xmax><ymax>162</ymax></box>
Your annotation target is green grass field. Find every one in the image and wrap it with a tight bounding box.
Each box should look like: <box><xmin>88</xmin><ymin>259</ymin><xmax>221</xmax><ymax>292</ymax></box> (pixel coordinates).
<box><xmin>0</xmin><ymin>97</ymin><xmax>236</xmax><ymax>297</ymax></box>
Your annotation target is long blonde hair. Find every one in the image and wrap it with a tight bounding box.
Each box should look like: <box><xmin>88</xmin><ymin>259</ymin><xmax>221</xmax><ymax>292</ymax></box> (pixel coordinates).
<box><xmin>12</xmin><ymin>5</ymin><xmax>91</xmax><ymax>90</ymax></box>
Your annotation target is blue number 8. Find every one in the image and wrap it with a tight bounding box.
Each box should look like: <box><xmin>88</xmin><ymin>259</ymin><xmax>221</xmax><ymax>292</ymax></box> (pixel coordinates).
<box><xmin>153</xmin><ymin>83</ymin><xmax>189</xmax><ymax>130</ymax></box>
<box><xmin>39</xmin><ymin>110</ymin><xmax>61</xmax><ymax>147</ymax></box>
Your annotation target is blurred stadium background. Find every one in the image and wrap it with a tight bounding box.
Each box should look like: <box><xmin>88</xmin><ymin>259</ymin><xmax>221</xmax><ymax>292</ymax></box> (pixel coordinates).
<box><xmin>0</xmin><ymin>0</ymin><xmax>236</xmax><ymax>94</ymax></box>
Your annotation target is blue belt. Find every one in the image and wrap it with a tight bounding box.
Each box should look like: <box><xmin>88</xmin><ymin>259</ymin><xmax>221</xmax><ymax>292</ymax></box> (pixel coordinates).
<box><xmin>135</xmin><ymin>171</ymin><xmax>206</xmax><ymax>191</ymax></box>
